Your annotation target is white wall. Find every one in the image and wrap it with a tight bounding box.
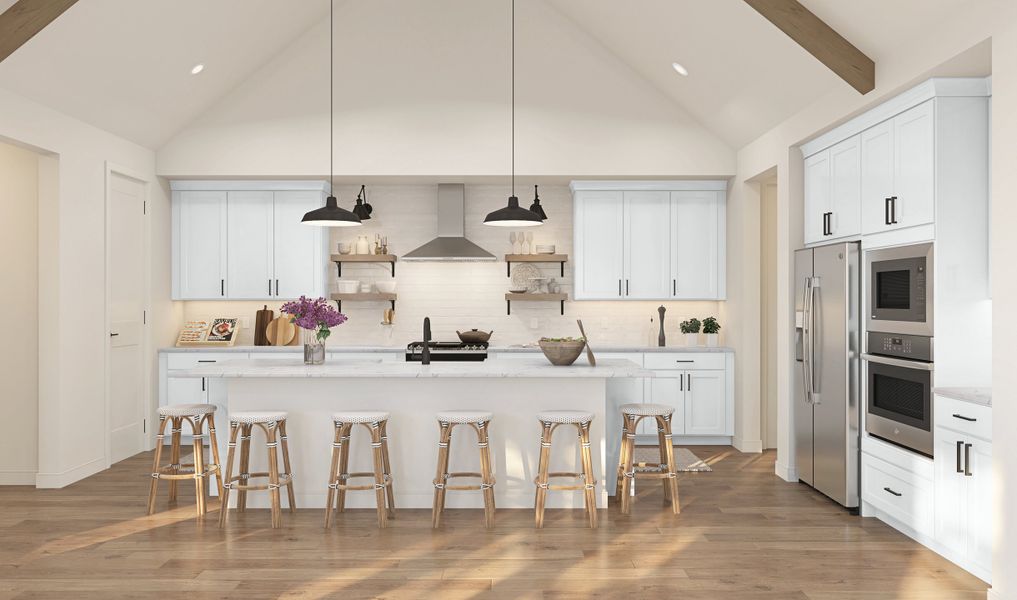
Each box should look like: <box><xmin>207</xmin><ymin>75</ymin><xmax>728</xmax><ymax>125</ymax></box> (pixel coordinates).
<box><xmin>179</xmin><ymin>183</ymin><xmax>724</xmax><ymax>348</ymax></box>
<box><xmin>0</xmin><ymin>87</ymin><xmax>175</xmax><ymax>488</ymax></box>
<box><xmin>760</xmin><ymin>182</ymin><xmax>778</xmax><ymax>450</ymax></box>
<box><xmin>0</xmin><ymin>140</ymin><xmax>40</xmax><ymax>484</ymax></box>
<box><xmin>156</xmin><ymin>0</ymin><xmax>733</xmax><ymax>179</ymax></box>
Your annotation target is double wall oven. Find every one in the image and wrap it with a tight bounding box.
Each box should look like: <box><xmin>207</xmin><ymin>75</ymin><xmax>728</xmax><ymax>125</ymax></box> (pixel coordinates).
<box><xmin>863</xmin><ymin>242</ymin><xmax>935</xmax><ymax>457</ymax></box>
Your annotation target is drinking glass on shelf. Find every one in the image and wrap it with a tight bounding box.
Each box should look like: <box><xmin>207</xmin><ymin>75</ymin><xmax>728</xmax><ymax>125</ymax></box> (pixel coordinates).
<box><xmin>510</xmin><ymin>231</ymin><xmax>517</xmax><ymax>254</ymax></box>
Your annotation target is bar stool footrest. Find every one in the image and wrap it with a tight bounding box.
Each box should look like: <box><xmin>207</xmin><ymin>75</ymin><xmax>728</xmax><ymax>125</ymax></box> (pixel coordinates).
<box><xmin>225</xmin><ymin>472</ymin><xmax>294</xmax><ymax>491</ymax></box>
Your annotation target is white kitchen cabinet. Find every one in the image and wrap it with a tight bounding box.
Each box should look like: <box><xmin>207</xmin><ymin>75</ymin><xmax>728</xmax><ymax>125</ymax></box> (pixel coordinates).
<box><xmin>671</xmin><ymin>191</ymin><xmax>724</xmax><ymax>299</ymax></box>
<box><xmin>860</xmin><ymin>119</ymin><xmax>895</xmax><ymax>235</ymax></box>
<box><xmin>685</xmin><ymin>370</ymin><xmax>726</xmax><ymax>435</ymax></box>
<box><xmin>572</xmin><ymin>181</ymin><xmax>726</xmax><ymax>301</ymax></box>
<box><xmin>643</xmin><ymin>375</ymin><xmax>684</xmax><ymax>435</ymax></box>
<box><xmin>174</xmin><ymin>191</ymin><xmax>227</xmax><ymax>299</ymax></box>
<box><xmin>804</xmin><ymin>137</ymin><xmax>861</xmax><ymax>245</ymax></box>
<box><xmin>641</xmin><ymin>352</ymin><xmax>732</xmax><ymax>438</ymax></box>
<box><xmin>623</xmin><ymin>191</ymin><xmax>671</xmax><ymax>299</ymax></box>
<box><xmin>573</xmin><ymin>190</ymin><xmax>625</xmax><ymax>299</ymax></box>
<box><xmin>803</xmin><ymin>150</ymin><xmax>831</xmax><ymax>245</ymax></box>
<box><xmin>274</xmin><ymin>191</ymin><xmax>328</xmax><ymax>299</ymax></box>
<box><xmin>891</xmin><ymin>100</ymin><xmax>935</xmax><ymax>230</ymax></box>
<box><xmin>227</xmin><ymin>191</ymin><xmax>274</xmax><ymax>299</ymax></box>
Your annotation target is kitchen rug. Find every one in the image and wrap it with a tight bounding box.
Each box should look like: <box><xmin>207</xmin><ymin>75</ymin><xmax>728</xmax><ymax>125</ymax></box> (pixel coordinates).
<box><xmin>633</xmin><ymin>446</ymin><xmax>712</xmax><ymax>472</ymax></box>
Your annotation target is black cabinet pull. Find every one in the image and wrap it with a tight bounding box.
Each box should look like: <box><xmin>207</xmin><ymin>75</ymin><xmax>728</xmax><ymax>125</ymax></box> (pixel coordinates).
<box><xmin>822</xmin><ymin>212</ymin><xmax>833</xmax><ymax>236</ymax></box>
<box><xmin>679</xmin><ymin>374</ymin><xmax>683</xmax><ymax>392</ymax></box>
<box><xmin>956</xmin><ymin>440</ymin><xmax>964</xmax><ymax>473</ymax></box>
<box><xmin>687</xmin><ymin>373</ymin><xmax>692</xmax><ymax>390</ymax></box>
<box><xmin>197</xmin><ymin>360</ymin><xmax>217</xmax><ymax>363</ymax></box>
<box><xmin>109</xmin><ymin>332</ymin><xmax>119</xmax><ymax>337</ymax></box>
<box><xmin>673</xmin><ymin>279</ymin><xmax>676</xmax><ymax>296</ymax></box>
<box><xmin>964</xmin><ymin>443</ymin><xmax>972</xmax><ymax>476</ymax></box>
<box><xmin>890</xmin><ymin>196</ymin><xmax>899</xmax><ymax>224</ymax></box>
<box><xmin>221</xmin><ymin>279</ymin><xmax>225</xmax><ymax>296</ymax></box>
<box><xmin>201</xmin><ymin>377</ymin><xmax>206</xmax><ymax>392</ymax></box>
<box><xmin>275</xmin><ymin>279</ymin><xmax>279</xmax><ymax>296</ymax></box>
<box><xmin>883</xmin><ymin>487</ymin><xmax>902</xmax><ymax>497</ymax></box>
<box><xmin>269</xmin><ymin>279</ymin><xmax>273</xmax><ymax>295</ymax></box>
<box><xmin>618</xmin><ymin>280</ymin><xmax>622</xmax><ymax>297</ymax></box>
<box><xmin>625</xmin><ymin>280</ymin><xmax>629</xmax><ymax>296</ymax></box>
<box><xmin>884</xmin><ymin>198</ymin><xmax>891</xmax><ymax>225</ymax></box>
<box><xmin>952</xmin><ymin>413</ymin><xmax>977</xmax><ymax>422</ymax></box>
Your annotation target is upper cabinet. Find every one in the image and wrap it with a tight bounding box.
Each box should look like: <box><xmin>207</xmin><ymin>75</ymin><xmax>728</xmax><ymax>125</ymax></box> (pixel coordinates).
<box><xmin>172</xmin><ymin>181</ymin><xmax>329</xmax><ymax>300</ymax></box>
<box><xmin>572</xmin><ymin>181</ymin><xmax>726</xmax><ymax>301</ymax></box>
<box><xmin>801</xmin><ymin>78</ymin><xmax>990</xmax><ymax>246</ymax></box>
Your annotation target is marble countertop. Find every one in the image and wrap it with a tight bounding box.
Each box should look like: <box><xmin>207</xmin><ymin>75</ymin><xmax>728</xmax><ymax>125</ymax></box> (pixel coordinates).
<box><xmin>934</xmin><ymin>387</ymin><xmax>992</xmax><ymax>407</ymax></box>
<box><xmin>178</xmin><ymin>357</ymin><xmax>653</xmax><ymax>379</ymax></box>
<box><xmin>160</xmin><ymin>345</ymin><xmax>734</xmax><ymax>354</ymax></box>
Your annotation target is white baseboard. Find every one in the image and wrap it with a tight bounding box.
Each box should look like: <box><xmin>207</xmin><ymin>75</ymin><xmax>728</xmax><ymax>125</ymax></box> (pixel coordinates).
<box><xmin>35</xmin><ymin>456</ymin><xmax>106</xmax><ymax>488</ymax></box>
<box><xmin>0</xmin><ymin>470</ymin><xmax>37</xmax><ymax>485</ymax></box>
<box><xmin>987</xmin><ymin>588</ymin><xmax>1006</xmax><ymax>600</ymax></box>
<box><xmin>733</xmin><ymin>437</ymin><xmax>763</xmax><ymax>453</ymax></box>
<box><xmin>775</xmin><ymin>460</ymin><xmax>797</xmax><ymax>482</ymax></box>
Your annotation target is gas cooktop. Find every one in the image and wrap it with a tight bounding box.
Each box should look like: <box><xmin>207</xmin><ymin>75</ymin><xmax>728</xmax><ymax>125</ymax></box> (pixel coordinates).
<box><xmin>405</xmin><ymin>341</ymin><xmax>489</xmax><ymax>362</ymax></box>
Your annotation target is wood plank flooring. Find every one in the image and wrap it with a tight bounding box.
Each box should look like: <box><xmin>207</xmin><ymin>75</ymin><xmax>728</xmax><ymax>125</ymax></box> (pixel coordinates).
<box><xmin>0</xmin><ymin>447</ymin><xmax>988</xmax><ymax>599</ymax></box>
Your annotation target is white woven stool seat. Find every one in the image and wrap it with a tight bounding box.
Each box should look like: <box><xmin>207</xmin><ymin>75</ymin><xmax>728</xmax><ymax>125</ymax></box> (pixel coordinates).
<box><xmin>158</xmin><ymin>403</ymin><xmax>216</xmax><ymax>417</ymax></box>
<box><xmin>331</xmin><ymin>411</ymin><xmax>390</xmax><ymax>424</ymax></box>
<box><xmin>537</xmin><ymin>410</ymin><xmax>594</xmax><ymax>424</ymax></box>
<box><xmin>436</xmin><ymin>410</ymin><xmax>493</xmax><ymax>424</ymax></box>
<box><xmin>619</xmin><ymin>403</ymin><xmax>674</xmax><ymax>417</ymax></box>
<box><xmin>230</xmin><ymin>410</ymin><xmax>288</xmax><ymax>424</ymax></box>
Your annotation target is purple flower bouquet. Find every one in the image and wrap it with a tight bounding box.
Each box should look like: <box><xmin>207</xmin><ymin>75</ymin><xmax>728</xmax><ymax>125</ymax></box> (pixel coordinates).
<box><xmin>280</xmin><ymin>296</ymin><xmax>348</xmax><ymax>364</ymax></box>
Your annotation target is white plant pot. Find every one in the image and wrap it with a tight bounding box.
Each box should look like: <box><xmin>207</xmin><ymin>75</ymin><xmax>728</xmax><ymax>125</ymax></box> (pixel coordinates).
<box><xmin>705</xmin><ymin>333</ymin><xmax>719</xmax><ymax>347</ymax></box>
<box><xmin>685</xmin><ymin>333</ymin><xmax>700</xmax><ymax>346</ymax></box>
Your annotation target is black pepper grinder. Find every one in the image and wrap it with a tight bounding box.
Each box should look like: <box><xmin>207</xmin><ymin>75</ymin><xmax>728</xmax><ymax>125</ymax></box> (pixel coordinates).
<box><xmin>657</xmin><ymin>306</ymin><xmax>666</xmax><ymax>347</ymax></box>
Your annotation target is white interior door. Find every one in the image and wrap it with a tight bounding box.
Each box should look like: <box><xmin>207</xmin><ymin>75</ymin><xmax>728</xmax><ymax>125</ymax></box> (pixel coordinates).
<box><xmin>227</xmin><ymin>191</ymin><xmax>275</xmax><ymax>299</ymax></box>
<box><xmin>623</xmin><ymin>191</ymin><xmax>671</xmax><ymax>299</ymax></box>
<box><xmin>108</xmin><ymin>171</ymin><xmax>147</xmax><ymax>463</ymax></box>
<box><xmin>671</xmin><ymin>191</ymin><xmax>720</xmax><ymax>299</ymax></box>
<box><xmin>274</xmin><ymin>191</ymin><xmax>325</xmax><ymax>299</ymax></box>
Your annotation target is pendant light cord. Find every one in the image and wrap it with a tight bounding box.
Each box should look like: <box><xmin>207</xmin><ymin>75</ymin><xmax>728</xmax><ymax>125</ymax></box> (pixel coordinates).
<box><xmin>511</xmin><ymin>0</ymin><xmax>515</xmax><ymax>198</ymax></box>
<box><xmin>329</xmin><ymin>0</ymin><xmax>334</xmax><ymax>197</ymax></box>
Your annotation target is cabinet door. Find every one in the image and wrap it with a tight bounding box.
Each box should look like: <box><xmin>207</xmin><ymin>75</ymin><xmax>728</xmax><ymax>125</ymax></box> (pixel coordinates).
<box><xmin>965</xmin><ymin>439</ymin><xmax>993</xmax><ymax>575</ymax></box>
<box><xmin>671</xmin><ymin>191</ymin><xmax>721</xmax><ymax>299</ymax></box>
<box><xmin>684</xmin><ymin>370</ymin><xmax>726</xmax><ymax>435</ymax></box>
<box><xmin>623</xmin><ymin>191</ymin><xmax>671</xmax><ymax>299</ymax></box>
<box><xmin>893</xmin><ymin>100</ymin><xmax>935</xmax><ymax>229</ymax></box>
<box><xmin>574</xmin><ymin>191</ymin><xmax>624</xmax><ymax>299</ymax></box>
<box><xmin>643</xmin><ymin>375</ymin><xmax>685</xmax><ymax>435</ymax></box>
<box><xmin>164</xmin><ymin>377</ymin><xmax>207</xmax><ymax>443</ymax></box>
<box><xmin>803</xmin><ymin>150</ymin><xmax>831</xmax><ymax>244</ymax></box>
<box><xmin>274</xmin><ymin>191</ymin><xmax>326</xmax><ymax>299</ymax></box>
<box><xmin>828</xmin><ymin>136</ymin><xmax>861</xmax><ymax>240</ymax></box>
<box><xmin>177</xmin><ymin>191</ymin><xmax>227</xmax><ymax>299</ymax></box>
<box><xmin>934</xmin><ymin>429</ymin><xmax>968</xmax><ymax>557</ymax></box>
<box><xmin>226</xmin><ymin>191</ymin><xmax>274</xmax><ymax>299</ymax></box>
<box><xmin>860</xmin><ymin>120</ymin><xmax>895</xmax><ymax>234</ymax></box>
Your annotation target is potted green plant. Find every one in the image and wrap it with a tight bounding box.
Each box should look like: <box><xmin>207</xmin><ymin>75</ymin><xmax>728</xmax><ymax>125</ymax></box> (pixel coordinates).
<box><xmin>680</xmin><ymin>318</ymin><xmax>701</xmax><ymax>347</ymax></box>
<box><xmin>702</xmin><ymin>316</ymin><xmax>721</xmax><ymax>347</ymax></box>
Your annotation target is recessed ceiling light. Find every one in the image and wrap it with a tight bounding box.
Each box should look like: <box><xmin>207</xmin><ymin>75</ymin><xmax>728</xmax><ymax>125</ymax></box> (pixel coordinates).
<box><xmin>671</xmin><ymin>62</ymin><xmax>688</xmax><ymax>76</ymax></box>
<box><xmin>190</xmin><ymin>64</ymin><xmax>205</xmax><ymax>75</ymax></box>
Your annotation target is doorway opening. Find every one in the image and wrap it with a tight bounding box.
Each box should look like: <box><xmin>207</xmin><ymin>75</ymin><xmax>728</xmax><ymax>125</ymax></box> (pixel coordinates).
<box><xmin>759</xmin><ymin>177</ymin><xmax>778</xmax><ymax>450</ymax></box>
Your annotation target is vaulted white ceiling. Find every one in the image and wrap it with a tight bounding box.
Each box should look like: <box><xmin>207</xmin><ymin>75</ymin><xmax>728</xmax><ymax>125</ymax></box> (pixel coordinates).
<box><xmin>0</xmin><ymin>0</ymin><xmax>989</xmax><ymax>151</ymax></box>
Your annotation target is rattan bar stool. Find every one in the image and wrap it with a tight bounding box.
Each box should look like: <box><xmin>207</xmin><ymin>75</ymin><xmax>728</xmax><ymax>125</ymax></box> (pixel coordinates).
<box><xmin>324</xmin><ymin>411</ymin><xmax>395</xmax><ymax>529</ymax></box>
<box><xmin>617</xmin><ymin>403</ymin><xmax>680</xmax><ymax>515</ymax></box>
<box><xmin>218</xmin><ymin>411</ymin><xmax>296</xmax><ymax>528</ymax></box>
<box><xmin>432</xmin><ymin>411</ymin><xmax>496</xmax><ymax>528</ymax></box>
<box><xmin>533</xmin><ymin>410</ymin><xmax>598</xmax><ymax>529</ymax></box>
<box><xmin>147</xmin><ymin>403</ymin><xmax>223</xmax><ymax>517</ymax></box>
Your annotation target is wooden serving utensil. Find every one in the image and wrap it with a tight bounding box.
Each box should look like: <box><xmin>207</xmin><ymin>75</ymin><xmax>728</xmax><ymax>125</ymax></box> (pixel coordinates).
<box><xmin>576</xmin><ymin>319</ymin><xmax>596</xmax><ymax>366</ymax></box>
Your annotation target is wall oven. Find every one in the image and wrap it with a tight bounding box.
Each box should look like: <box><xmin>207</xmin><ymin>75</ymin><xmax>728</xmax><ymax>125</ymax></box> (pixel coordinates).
<box><xmin>863</xmin><ymin>332</ymin><xmax>934</xmax><ymax>456</ymax></box>
<box><xmin>866</xmin><ymin>242</ymin><xmax>933</xmax><ymax>336</ymax></box>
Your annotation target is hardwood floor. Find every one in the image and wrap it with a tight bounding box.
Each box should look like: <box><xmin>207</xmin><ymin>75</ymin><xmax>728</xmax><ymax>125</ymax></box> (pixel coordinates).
<box><xmin>0</xmin><ymin>447</ymin><xmax>987</xmax><ymax>599</ymax></box>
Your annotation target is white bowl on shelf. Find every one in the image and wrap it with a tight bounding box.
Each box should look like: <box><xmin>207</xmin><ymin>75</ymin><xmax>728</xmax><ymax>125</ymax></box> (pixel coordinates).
<box><xmin>535</xmin><ymin>244</ymin><xmax>555</xmax><ymax>254</ymax></box>
<box><xmin>336</xmin><ymin>279</ymin><xmax>359</xmax><ymax>294</ymax></box>
<box><xmin>375</xmin><ymin>280</ymin><xmax>397</xmax><ymax>294</ymax></box>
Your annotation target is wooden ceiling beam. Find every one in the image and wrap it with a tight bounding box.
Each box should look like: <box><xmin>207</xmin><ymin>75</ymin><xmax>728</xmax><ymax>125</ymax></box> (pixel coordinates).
<box><xmin>0</xmin><ymin>0</ymin><xmax>78</xmax><ymax>63</ymax></box>
<box><xmin>743</xmin><ymin>0</ymin><xmax>875</xmax><ymax>94</ymax></box>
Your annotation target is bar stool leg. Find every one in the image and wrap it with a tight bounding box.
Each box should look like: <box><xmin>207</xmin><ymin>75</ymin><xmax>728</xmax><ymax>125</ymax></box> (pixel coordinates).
<box><xmin>620</xmin><ymin>415</ymin><xmax>638</xmax><ymax>515</ymax></box>
<box><xmin>265</xmin><ymin>422</ymin><xmax>282</xmax><ymax>529</ymax></box>
<box><xmin>579</xmin><ymin>421</ymin><xmax>598</xmax><ymax>529</ymax></box>
<box><xmin>369</xmin><ymin>421</ymin><xmax>388</xmax><ymax>528</ymax></box>
<box><xmin>191</xmin><ymin>417</ymin><xmax>207</xmax><ymax>517</ymax></box>
<box><xmin>237</xmin><ymin>424</ymin><xmax>252</xmax><ymax>512</ymax></box>
<box><xmin>660</xmin><ymin>415</ymin><xmax>681</xmax><ymax>515</ymax></box>
<box><xmin>219</xmin><ymin>423</ymin><xmax>240</xmax><ymax>528</ymax></box>
<box><xmin>534</xmin><ymin>421</ymin><xmax>553</xmax><ymax>529</ymax></box>
<box><xmin>336</xmin><ymin>423</ymin><xmax>353</xmax><ymax>513</ymax></box>
<box><xmin>206</xmin><ymin>414</ymin><xmax>225</xmax><ymax>502</ymax></box>
<box><xmin>656</xmin><ymin>417</ymin><xmax>672</xmax><ymax>503</ymax></box>
<box><xmin>379</xmin><ymin>420</ymin><xmax>396</xmax><ymax>518</ymax></box>
<box><xmin>477</xmin><ymin>421</ymin><xmax>496</xmax><ymax>528</ymax></box>
<box><xmin>616</xmin><ymin>421</ymin><xmax>630</xmax><ymax>497</ymax></box>
<box><xmin>168</xmin><ymin>417</ymin><xmax>182</xmax><ymax>502</ymax></box>
<box><xmin>278</xmin><ymin>420</ymin><xmax>297</xmax><ymax>512</ymax></box>
<box><xmin>324</xmin><ymin>421</ymin><xmax>343</xmax><ymax>529</ymax></box>
<box><xmin>147</xmin><ymin>416</ymin><xmax>169</xmax><ymax>515</ymax></box>
<box><xmin>431</xmin><ymin>421</ymin><xmax>452</xmax><ymax>528</ymax></box>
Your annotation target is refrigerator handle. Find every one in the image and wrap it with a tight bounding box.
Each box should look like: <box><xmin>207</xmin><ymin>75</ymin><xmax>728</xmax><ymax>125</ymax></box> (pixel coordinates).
<box><xmin>809</xmin><ymin>277</ymin><xmax>821</xmax><ymax>404</ymax></box>
<box><xmin>801</xmin><ymin>277</ymin><xmax>813</xmax><ymax>405</ymax></box>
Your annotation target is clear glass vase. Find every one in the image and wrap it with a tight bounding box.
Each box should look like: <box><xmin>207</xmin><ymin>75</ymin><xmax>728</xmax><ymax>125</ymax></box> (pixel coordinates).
<box><xmin>303</xmin><ymin>329</ymin><xmax>326</xmax><ymax>365</ymax></box>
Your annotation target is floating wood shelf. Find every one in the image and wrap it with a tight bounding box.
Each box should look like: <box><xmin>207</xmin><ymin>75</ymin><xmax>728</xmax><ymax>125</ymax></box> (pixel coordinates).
<box><xmin>330</xmin><ymin>292</ymin><xmax>397</xmax><ymax>312</ymax></box>
<box><xmin>331</xmin><ymin>254</ymin><xmax>397</xmax><ymax>277</ymax></box>
<box><xmin>505</xmin><ymin>254</ymin><xmax>568</xmax><ymax>277</ymax></box>
<box><xmin>504</xmin><ymin>292</ymin><xmax>568</xmax><ymax>316</ymax></box>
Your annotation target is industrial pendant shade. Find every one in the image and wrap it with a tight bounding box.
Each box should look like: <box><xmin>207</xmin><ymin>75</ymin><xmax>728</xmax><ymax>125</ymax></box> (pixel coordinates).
<box><xmin>352</xmin><ymin>184</ymin><xmax>373</xmax><ymax>220</ymax></box>
<box><xmin>528</xmin><ymin>184</ymin><xmax>547</xmax><ymax>220</ymax></box>
<box><xmin>484</xmin><ymin>0</ymin><xmax>542</xmax><ymax>228</ymax></box>
<box><xmin>301</xmin><ymin>0</ymin><xmax>361</xmax><ymax>227</ymax></box>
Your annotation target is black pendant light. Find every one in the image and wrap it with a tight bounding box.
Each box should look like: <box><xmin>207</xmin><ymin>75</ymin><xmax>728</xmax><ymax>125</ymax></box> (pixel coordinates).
<box><xmin>302</xmin><ymin>0</ymin><xmax>362</xmax><ymax>227</ymax></box>
<box><xmin>352</xmin><ymin>184</ymin><xmax>373</xmax><ymax>220</ymax></box>
<box><xmin>484</xmin><ymin>0</ymin><xmax>542</xmax><ymax>228</ymax></box>
<box><xmin>529</xmin><ymin>184</ymin><xmax>547</xmax><ymax>220</ymax></box>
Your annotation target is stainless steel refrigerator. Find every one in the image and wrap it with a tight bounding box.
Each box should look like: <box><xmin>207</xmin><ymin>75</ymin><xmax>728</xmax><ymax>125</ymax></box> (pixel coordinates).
<box><xmin>794</xmin><ymin>241</ymin><xmax>861</xmax><ymax>509</ymax></box>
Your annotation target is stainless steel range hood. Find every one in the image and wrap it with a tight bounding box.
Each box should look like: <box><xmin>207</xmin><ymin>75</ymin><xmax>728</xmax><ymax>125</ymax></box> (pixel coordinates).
<box><xmin>402</xmin><ymin>184</ymin><xmax>496</xmax><ymax>261</ymax></box>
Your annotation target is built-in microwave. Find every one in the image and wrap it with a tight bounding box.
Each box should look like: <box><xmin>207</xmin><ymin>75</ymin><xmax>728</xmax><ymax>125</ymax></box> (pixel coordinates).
<box><xmin>865</xmin><ymin>242</ymin><xmax>934</xmax><ymax>337</ymax></box>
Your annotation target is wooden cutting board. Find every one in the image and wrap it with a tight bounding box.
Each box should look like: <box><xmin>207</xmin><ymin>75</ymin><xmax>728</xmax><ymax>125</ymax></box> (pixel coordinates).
<box><xmin>254</xmin><ymin>305</ymin><xmax>274</xmax><ymax>346</ymax></box>
<box><xmin>265</xmin><ymin>315</ymin><xmax>297</xmax><ymax>346</ymax></box>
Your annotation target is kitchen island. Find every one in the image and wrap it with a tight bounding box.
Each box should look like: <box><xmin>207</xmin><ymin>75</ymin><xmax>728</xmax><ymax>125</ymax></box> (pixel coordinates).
<box><xmin>179</xmin><ymin>357</ymin><xmax>651</xmax><ymax>510</ymax></box>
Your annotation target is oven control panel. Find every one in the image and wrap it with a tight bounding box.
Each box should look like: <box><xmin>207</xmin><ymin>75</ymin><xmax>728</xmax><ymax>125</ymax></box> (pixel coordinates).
<box><xmin>867</xmin><ymin>332</ymin><xmax>933</xmax><ymax>362</ymax></box>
